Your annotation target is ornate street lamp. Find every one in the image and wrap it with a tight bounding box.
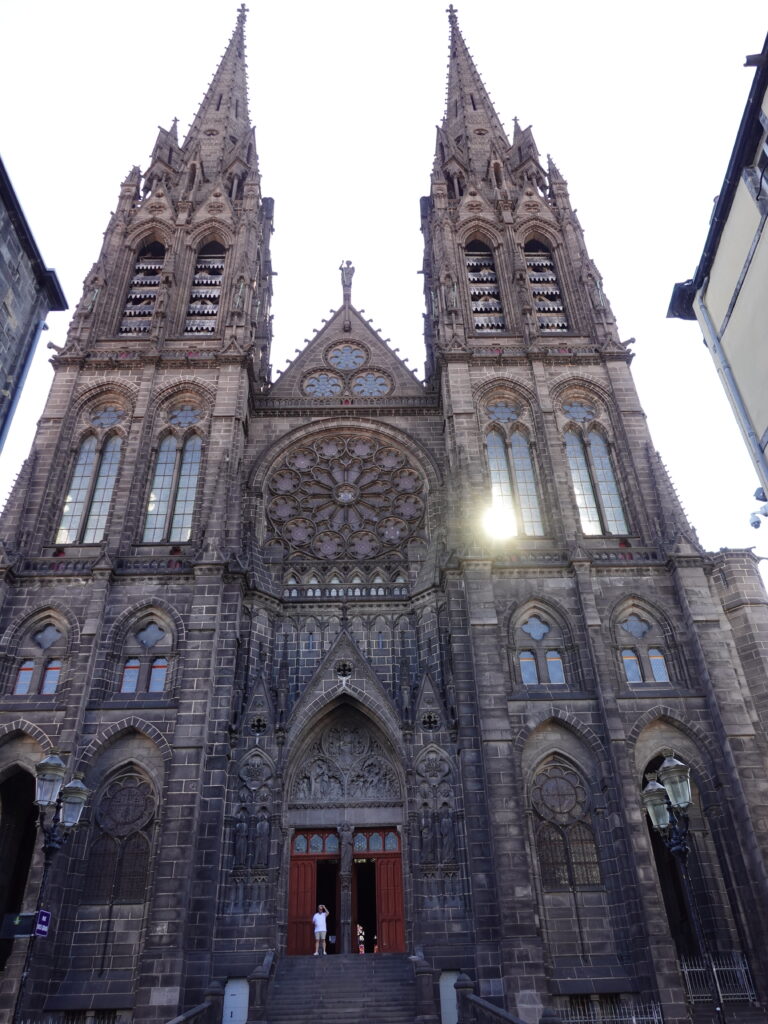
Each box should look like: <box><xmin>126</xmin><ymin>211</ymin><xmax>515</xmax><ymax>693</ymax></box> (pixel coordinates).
<box><xmin>12</xmin><ymin>756</ymin><xmax>89</xmax><ymax>1024</ymax></box>
<box><xmin>642</xmin><ymin>756</ymin><xmax>725</xmax><ymax>1024</ymax></box>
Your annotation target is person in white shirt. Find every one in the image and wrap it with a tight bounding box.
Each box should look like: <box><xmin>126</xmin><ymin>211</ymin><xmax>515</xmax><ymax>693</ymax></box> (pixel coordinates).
<box><xmin>312</xmin><ymin>904</ymin><xmax>329</xmax><ymax>955</ymax></box>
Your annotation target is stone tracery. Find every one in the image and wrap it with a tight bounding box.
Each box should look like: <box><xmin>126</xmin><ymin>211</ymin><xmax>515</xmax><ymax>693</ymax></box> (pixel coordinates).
<box><xmin>266</xmin><ymin>433</ymin><xmax>427</xmax><ymax>562</ymax></box>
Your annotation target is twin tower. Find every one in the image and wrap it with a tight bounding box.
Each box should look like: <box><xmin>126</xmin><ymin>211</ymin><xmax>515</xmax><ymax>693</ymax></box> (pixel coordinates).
<box><xmin>2</xmin><ymin>8</ymin><xmax>768</xmax><ymax>1024</ymax></box>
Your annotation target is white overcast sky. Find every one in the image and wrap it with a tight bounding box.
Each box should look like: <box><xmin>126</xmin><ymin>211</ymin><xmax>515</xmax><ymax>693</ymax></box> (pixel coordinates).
<box><xmin>2</xmin><ymin>0</ymin><xmax>767</xmax><ymax>572</ymax></box>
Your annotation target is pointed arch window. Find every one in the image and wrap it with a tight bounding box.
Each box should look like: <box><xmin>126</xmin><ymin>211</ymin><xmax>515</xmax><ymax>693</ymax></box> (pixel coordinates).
<box><xmin>531</xmin><ymin>762</ymin><xmax>601</xmax><ymax>890</ymax></box>
<box><xmin>56</xmin><ymin>435</ymin><xmax>122</xmax><ymax>545</ymax></box>
<box><xmin>185</xmin><ymin>241</ymin><xmax>226</xmax><ymax>334</ymax></box>
<box><xmin>143</xmin><ymin>435</ymin><xmax>202</xmax><ymax>543</ymax></box>
<box><xmin>120</xmin><ymin>241</ymin><xmax>165</xmax><ymax>335</ymax></box>
<box><xmin>486</xmin><ymin>431</ymin><xmax>544</xmax><ymax>537</ymax></box>
<box><xmin>83</xmin><ymin>771</ymin><xmax>156</xmax><ymax>905</ymax></box>
<box><xmin>524</xmin><ymin>240</ymin><xmax>568</xmax><ymax>332</ymax></box>
<box><xmin>617</xmin><ymin>613</ymin><xmax>674</xmax><ymax>685</ymax></box>
<box><xmin>465</xmin><ymin>241</ymin><xmax>505</xmax><ymax>331</ymax></box>
<box><xmin>564</xmin><ymin>429</ymin><xmax>627</xmax><ymax>535</ymax></box>
<box><xmin>513</xmin><ymin>613</ymin><xmax>571</xmax><ymax>689</ymax></box>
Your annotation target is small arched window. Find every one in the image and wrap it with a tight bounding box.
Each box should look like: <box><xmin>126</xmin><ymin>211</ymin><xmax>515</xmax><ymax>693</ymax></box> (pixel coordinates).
<box><xmin>120</xmin><ymin>241</ymin><xmax>165</xmax><ymax>335</ymax></box>
<box><xmin>143</xmin><ymin>435</ymin><xmax>202</xmax><ymax>543</ymax></box>
<box><xmin>13</xmin><ymin>660</ymin><xmax>35</xmax><ymax>695</ymax></box>
<box><xmin>56</xmin><ymin>435</ymin><xmax>122</xmax><ymax>545</ymax></box>
<box><xmin>185</xmin><ymin>241</ymin><xmax>226</xmax><ymax>335</ymax></box>
<box><xmin>40</xmin><ymin>659</ymin><xmax>62</xmax><ymax>695</ymax></box>
<box><xmin>120</xmin><ymin>658</ymin><xmax>141</xmax><ymax>693</ymax></box>
<box><xmin>564</xmin><ymin>429</ymin><xmax>627</xmax><ymax>536</ymax></box>
<box><xmin>524</xmin><ymin>240</ymin><xmax>568</xmax><ymax>332</ymax></box>
<box><xmin>465</xmin><ymin>241</ymin><xmax>505</xmax><ymax>332</ymax></box>
<box><xmin>514</xmin><ymin>612</ymin><xmax>572</xmax><ymax>690</ymax></box>
<box><xmin>617</xmin><ymin>613</ymin><xmax>674</xmax><ymax>686</ymax></box>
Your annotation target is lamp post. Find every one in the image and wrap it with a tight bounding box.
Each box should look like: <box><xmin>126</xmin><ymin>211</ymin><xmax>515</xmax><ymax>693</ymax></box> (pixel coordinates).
<box><xmin>641</xmin><ymin>755</ymin><xmax>725</xmax><ymax>1024</ymax></box>
<box><xmin>12</xmin><ymin>754</ymin><xmax>89</xmax><ymax>1024</ymax></box>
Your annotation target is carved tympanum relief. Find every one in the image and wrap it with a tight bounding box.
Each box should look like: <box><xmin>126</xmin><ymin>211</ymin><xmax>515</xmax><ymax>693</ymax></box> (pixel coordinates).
<box><xmin>290</xmin><ymin>714</ymin><xmax>401</xmax><ymax>806</ymax></box>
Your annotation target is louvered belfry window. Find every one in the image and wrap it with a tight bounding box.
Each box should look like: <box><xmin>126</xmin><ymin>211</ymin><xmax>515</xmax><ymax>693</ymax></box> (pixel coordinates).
<box><xmin>120</xmin><ymin>241</ymin><xmax>165</xmax><ymax>335</ymax></box>
<box><xmin>465</xmin><ymin>241</ymin><xmax>506</xmax><ymax>332</ymax></box>
<box><xmin>185</xmin><ymin>241</ymin><xmax>226</xmax><ymax>334</ymax></box>
<box><xmin>524</xmin><ymin>240</ymin><xmax>568</xmax><ymax>333</ymax></box>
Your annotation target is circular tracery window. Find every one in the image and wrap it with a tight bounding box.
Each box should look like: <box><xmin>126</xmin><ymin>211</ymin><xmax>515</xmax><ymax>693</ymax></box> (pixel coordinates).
<box><xmin>327</xmin><ymin>344</ymin><xmax>368</xmax><ymax>370</ymax></box>
<box><xmin>90</xmin><ymin>405</ymin><xmax>125</xmax><ymax>427</ymax></box>
<box><xmin>531</xmin><ymin>763</ymin><xmax>589</xmax><ymax>825</ymax></box>
<box><xmin>266</xmin><ymin>434</ymin><xmax>426</xmax><ymax>561</ymax></box>
<box><xmin>303</xmin><ymin>373</ymin><xmax>344</xmax><ymax>398</ymax></box>
<box><xmin>351</xmin><ymin>372</ymin><xmax>391</xmax><ymax>397</ymax></box>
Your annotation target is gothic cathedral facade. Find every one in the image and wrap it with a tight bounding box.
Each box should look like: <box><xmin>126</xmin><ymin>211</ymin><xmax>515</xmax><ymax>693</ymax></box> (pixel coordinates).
<box><xmin>3</xmin><ymin>9</ymin><xmax>768</xmax><ymax>1024</ymax></box>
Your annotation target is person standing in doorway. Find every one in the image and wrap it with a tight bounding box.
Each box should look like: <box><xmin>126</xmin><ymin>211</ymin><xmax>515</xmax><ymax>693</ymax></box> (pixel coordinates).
<box><xmin>312</xmin><ymin>904</ymin><xmax>330</xmax><ymax>956</ymax></box>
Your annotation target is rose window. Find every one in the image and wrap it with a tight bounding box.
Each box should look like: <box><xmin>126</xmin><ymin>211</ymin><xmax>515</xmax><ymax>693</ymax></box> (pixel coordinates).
<box><xmin>351</xmin><ymin>372</ymin><xmax>391</xmax><ymax>397</ymax></box>
<box><xmin>303</xmin><ymin>373</ymin><xmax>343</xmax><ymax>398</ymax></box>
<box><xmin>327</xmin><ymin>344</ymin><xmax>367</xmax><ymax>370</ymax></box>
<box><xmin>266</xmin><ymin>434</ymin><xmax>426</xmax><ymax>561</ymax></box>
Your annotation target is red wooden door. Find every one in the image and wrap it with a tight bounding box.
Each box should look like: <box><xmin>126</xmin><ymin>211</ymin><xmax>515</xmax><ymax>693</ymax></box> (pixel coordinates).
<box><xmin>287</xmin><ymin>858</ymin><xmax>316</xmax><ymax>955</ymax></box>
<box><xmin>376</xmin><ymin>854</ymin><xmax>405</xmax><ymax>952</ymax></box>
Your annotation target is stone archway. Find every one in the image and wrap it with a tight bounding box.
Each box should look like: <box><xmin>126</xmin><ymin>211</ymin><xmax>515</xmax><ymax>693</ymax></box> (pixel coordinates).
<box><xmin>285</xmin><ymin>705</ymin><xmax>406</xmax><ymax>956</ymax></box>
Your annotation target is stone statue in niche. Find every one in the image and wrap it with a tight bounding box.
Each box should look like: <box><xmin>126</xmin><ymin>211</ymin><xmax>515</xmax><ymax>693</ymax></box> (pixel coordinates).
<box><xmin>420</xmin><ymin>809</ymin><xmax>436</xmax><ymax>864</ymax></box>
<box><xmin>438</xmin><ymin>803</ymin><xmax>456</xmax><ymax>863</ymax></box>
<box><xmin>253</xmin><ymin>811</ymin><xmax>270</xmax><ymax>867</ymax></box>
<box><xmin>340</xmin><ymin>823</ymin><xmax>353</xmax><ymax>875</ymax></box>
<box><xmin>233</xmin><ymin>813</ymin><xmax>249</xmax><ymax>868</ymax></box>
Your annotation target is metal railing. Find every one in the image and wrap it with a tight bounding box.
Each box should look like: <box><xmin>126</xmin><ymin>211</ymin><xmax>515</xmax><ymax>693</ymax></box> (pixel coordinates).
<box><xmin>680</xmin><ymin>952</ymin><xmax>756</xmax><ymax>1003</ymax></box>
<box><xmin>559</xmin><ymin>1002</ymin><xmax>664</xmax><ymax>1024</ymax></box>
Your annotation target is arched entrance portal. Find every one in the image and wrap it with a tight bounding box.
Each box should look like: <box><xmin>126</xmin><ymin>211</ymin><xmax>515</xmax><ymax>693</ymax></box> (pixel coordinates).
<box><xmin>285</xmin><ymin>707</ymin><xmax>406</xmax><ymax>955</ymax></box>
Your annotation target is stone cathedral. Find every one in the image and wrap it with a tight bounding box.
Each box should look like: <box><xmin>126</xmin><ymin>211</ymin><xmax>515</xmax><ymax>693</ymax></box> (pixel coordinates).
<box><xmin>2</xmin><ymin>8</ymin><xmax>768</xmax><ymax>1024</ymax></box>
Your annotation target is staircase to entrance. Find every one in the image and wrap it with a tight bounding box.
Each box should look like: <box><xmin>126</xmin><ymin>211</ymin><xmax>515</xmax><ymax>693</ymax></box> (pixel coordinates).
<box><xmin>266</xmin><ymin>953</ymin><xmax>418</xmax><ymax>1024</ymax></box>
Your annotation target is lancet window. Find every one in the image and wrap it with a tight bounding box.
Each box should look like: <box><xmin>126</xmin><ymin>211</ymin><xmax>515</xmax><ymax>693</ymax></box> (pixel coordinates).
<box><xmin>524</xmin><ymin>240</ymin><xmax>568</xmax><ymax>333</ymax></box>
<box><xmin>120</xmin><ymin>241</ymin><xmax>165</xmax><ymax>335</ymax></box>
<box><xmin>485</xmin><ymin>430</ymin><xmax>544</xmax><ymax>536</ymax></box>
<box><xmin>56</xmin><ymin>435</ymin><xmax>122</xmax><ymax>545</ymax></box>
<box><xmin>143</xmin><ymin>435</ymin><xmax>202</xmax><ymax>543</ymax></box>
<box><xmin>564</xmin><ymin>429</ymin><xmax>627</xmax><ymax>536</ymax></box>
<box><xmin>464</xmin><ymin>241</ymin><xmax>506</xmax><ymax>331</ymax></box>
<box><xmin>185</xmin><ymin>241</ymin><xmax>226</xmax><ymax>334</ymax></box>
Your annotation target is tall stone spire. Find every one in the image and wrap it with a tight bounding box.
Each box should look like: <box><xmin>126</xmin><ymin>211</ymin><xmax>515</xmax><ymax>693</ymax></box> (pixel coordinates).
<box><xmin>434</xmin><ymin>7</ymin><xmax>511</xmax><ymax>188</ymax></box>
<box><xmin>182</xmin><ymin>4</ymin><xmax>252</xmax><ymax>173</ymax></box>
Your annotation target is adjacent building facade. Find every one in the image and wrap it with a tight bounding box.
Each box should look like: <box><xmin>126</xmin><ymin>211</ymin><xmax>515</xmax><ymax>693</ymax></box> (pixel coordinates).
<box><xmin>669</xmin><ymin>32</ymin><xmax>768</xmax><ymax>498</ymax></box>
<box><xmin>2</xmin><ymin>10</ymin><xmax>768</xmax><ymax>1024</ymax></box>
<box><xmin>0</xmin><ymin>156</ymin><xmax>67</xmax><ymax>453</ymax></box>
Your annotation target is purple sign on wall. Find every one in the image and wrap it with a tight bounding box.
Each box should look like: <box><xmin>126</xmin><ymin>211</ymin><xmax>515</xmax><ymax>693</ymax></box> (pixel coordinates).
<box><xmin>34</xmin><ymin>910</ymin><xmax>51</xmax><ymax>937</ymax></box>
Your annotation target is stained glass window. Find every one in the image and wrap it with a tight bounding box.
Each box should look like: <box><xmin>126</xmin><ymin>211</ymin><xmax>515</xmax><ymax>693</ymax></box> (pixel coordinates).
<box><xmin>120</xmin><ymin>659</ymin><xmax>141</xmax><ymax>694</ymax></box>
<box><xmin>13</xmin><ymin>660</ymin><xmax>35</xmax><ymax>695</ymax></box>
<box><xmin>621</xmin><ymin>649</ymin><xmax>642</xmax><ymax>683</ymax></box>
<box><xmin>519</xmin><ymin>650</ymin><xmax>539</xmax><ymax>685</ymax></box>
<box><xmin>40</xmin><ymin>659</ymin><xmax>61</xmax><ymax>695</ymax></box>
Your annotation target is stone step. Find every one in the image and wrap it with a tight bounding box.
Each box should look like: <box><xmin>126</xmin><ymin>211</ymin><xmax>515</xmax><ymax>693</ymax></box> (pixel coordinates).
<box><xmin>267</xmin><ymin>953</ymin><xmax>417</xmax><ymax>1024</ymax></box>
